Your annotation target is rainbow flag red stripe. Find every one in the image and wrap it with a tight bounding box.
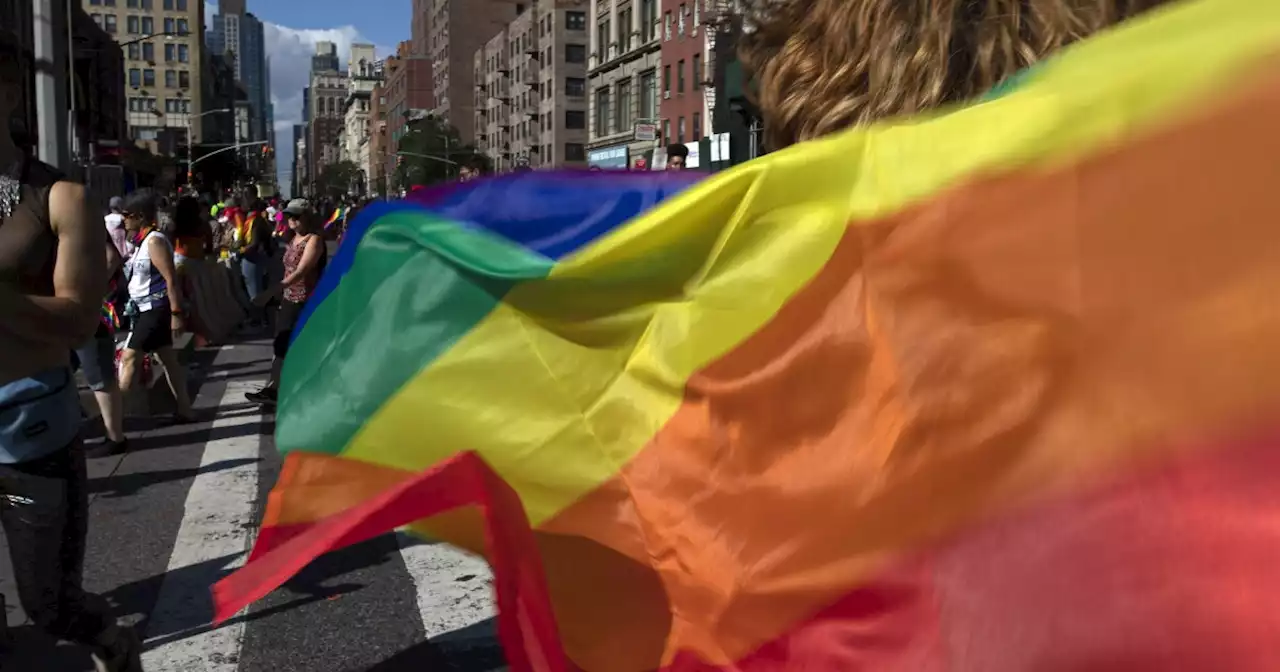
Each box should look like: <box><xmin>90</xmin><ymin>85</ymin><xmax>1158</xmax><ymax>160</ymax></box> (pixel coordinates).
<box><xmin>216</xmin><ymin>2</ymin><xmax>1280</xmax><ymax>669</ymax></box>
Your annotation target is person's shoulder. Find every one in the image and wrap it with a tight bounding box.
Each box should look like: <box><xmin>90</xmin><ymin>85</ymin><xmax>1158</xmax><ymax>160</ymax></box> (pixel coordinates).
<box><xmin>23</xmin><ymin>158</ymin><xmax>67</xmax><ymax>188</ymax></box>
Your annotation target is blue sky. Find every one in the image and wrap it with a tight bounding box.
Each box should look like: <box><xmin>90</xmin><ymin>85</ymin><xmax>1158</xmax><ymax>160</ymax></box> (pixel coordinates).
<box><xmin>206</xmin><ymin>0</ymin><xmax>411</xmax><ymax>193</ymax></box>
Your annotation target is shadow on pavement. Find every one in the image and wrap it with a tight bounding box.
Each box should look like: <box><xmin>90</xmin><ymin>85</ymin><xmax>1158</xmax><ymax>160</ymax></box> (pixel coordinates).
<box><xmin>365</xmin><ymin>618</ymin><xmax>506</xmax><ymax>672</ymax></box>
<box><xmin>100</xmin><ymin>536</ymin><xmax>404</xmax><ymax>648</ymax></box>
<box><xmin>88</xmin><ymin>457</ymin><xmax>261</xmax><ymax>498</ymax></box>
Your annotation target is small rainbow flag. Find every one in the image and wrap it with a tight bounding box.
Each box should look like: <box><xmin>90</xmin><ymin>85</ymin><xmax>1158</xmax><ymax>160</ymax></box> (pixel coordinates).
<box><xmin>216</xmin><ymin>2</ymin><xmax>1280</xmax><ymax>669</ymax></box>
<box><xmin>323</xmin><ymin>207</ymin><xmax>344</xmax><ymax>230</ymax></box>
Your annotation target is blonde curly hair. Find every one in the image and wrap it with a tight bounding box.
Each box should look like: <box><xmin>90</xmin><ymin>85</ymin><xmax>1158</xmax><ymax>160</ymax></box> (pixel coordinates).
<box><xmin>738</xmin><ymin>0</ymin><xmax>1174</xmax><ymax>150</ymax></box>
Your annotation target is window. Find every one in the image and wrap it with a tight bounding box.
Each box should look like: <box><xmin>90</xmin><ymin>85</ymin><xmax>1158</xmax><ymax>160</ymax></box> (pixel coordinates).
<box><xmin>164</xmin><ymin>43</ymin><xmax>175</xmax><ymax>62</ymax></box>
<box><xmin>693</xmin><ymin>112</ymin><xmax>702</xmax><ymax>140</ymax></box>
<box><xmin>141</xmin><ymin>0</ymin><xmax>151</xmax><ymax>8</ymax></box>
<box><xmin>127</xmin><ymin>42</ymin><xmax>139</xmax><ymax>60</ymax></box>
<box><xmin>663</xmin><ymin>11</ymin><xmax>672</xmax><ymax>40</ymax></box>
<box><xmin>91</xmin><ymin>0</ymin><xmax>103</xmax><ymax>5</ymax></box>
<box><xmin>619</xmin><ymin>7</ymin><xmax>633</xmax><ymax>52</ymax></box>
<box><xmin>597</xmin><ymin>19</ymin><xmax>610</xmax><ymax>58</ymax></box>
<box><xmin>143</xmin><ymin>68</ymin><xmax>155</xmax><ymax>86</ymax></box>
<box><xmin>663</xmin><ymin>65</ymin><xmax>671</xmax><ymax>94</ymax></box>
<box><xmin>142</xmin><ymin>41</ymin><xmax>154</xmax><ymax>62</ymax></box>
<box><xmin>178</xmin><ymin>44</ymin><xmax>189</xmax><ymax>63</ymax></box>
<box><xmin>165</xmin><ymin>69</ymin><xmax>176</xmax><ymax>88</ymax></box>
<box><xmin>594</xmin><ymin>87</ymin><xmax>611</xmax><ymax>136</ymax></box>
<box><xmin>104</xmin><ymin>15</ymin><xmax>117</xmax><ymax>33</ymax></box>
<box><xmin>640</xmin><ymin>71</ymin><xmax>657</xmax><ymax>119</ymax></box>
<box><xmin>678</xmin><ymin>117</ymin><xmax>686</xmax><ymax>143</ymax></box>
<box><xmin>616</xmin><ymin>78</ymin><xmax>632</xmax><ymax>131</ymax></box>
<box><xmin>693</xmin><ymin>53</ymin><xmax>701</xmax><ymax>89</ymax></box>
<box><xmin>127</xmin><ymin>15</ymin><xmax>139</xmax><ymax>34</ymax></box>
<box><xmin>163</xmin><ymin>0</ymin><xmax>172</xmax><ymax>8</ymax></box>
<box><xmin>565</xmin><ymin>143</ymin><xmax>585</xmax><ymax>161</ymax></box>
<box><xmin>164</xmin><ymin>18</ymin><xmax>174</xmax><ymax>33</ymax></box>
<box><xmin>103</xmin><ymin>0</ymin><xmax>115</xmax><ymax>5</ymax></box>
<box><xmin>177</xmin><ymin>0</ymin><xmax>187</xmax><ymax>9</ymax></box>
<box><xmin>677</xmin><ymin>60</ymin><xmax>685</xmax><ymax>93</ymax></box>
<box><xmin>694</xmin><ymin>0</ymin><xmax>701</xmax><ymax>27</ymax></box>
<box><xmin>91</xmin><ymin>13</ymin><xmax>102</xmax><ymax>26</ymax></box>
<box><xmin>141</xmin><ymin>16</ymin><xmax>152</xmax><ymax>34</ymax></box>
<box><xmin>641</xmin><ymin>0</ymin><xmax>657</xmax><ymax>42</ymax></box>
<box><xmin>177</xmin><ymin>19</ymin><xmax>188</xmax><ymax>34</ymax></box>
<box><xmin>179</xmin><ymin>70</ymin><xmax>189</xmax><ymax>88</ymax></box>
<box><xmin>678</xmin><ymin>4</ymin><xmax>686</xmax><ymax>35</ymax></box>
<box><xmin>565</xmin><ymin>44</ymin><xmax>586</xmax><ymax>63</ymax></box>
<box><xmin>661</xmin><ymin>119</ymin><xmax>670</xmax><ymax>144</ymax></box>
<box><xmin>128</xmin><ymin>68</ymin><xmax>141</xmax><ymax>87</ymax></box>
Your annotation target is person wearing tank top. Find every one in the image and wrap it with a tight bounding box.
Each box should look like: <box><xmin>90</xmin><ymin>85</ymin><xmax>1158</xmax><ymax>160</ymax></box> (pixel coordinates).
<box><xmin>246</xmin><ymin>198</ymin><xmax>326</xmax><ymax>407</ymax></box>
<box><xmin>0</xmin><ymin>35</ymin><xmax>143</xmax><ymax>670</ymax></box>
<box><xmin>117</xmin><ymin>189</ymin><xmax>196</xmax><ymax>424</ymax></box>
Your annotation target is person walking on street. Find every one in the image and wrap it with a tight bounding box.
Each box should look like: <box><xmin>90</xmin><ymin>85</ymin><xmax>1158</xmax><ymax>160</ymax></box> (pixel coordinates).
<box><xmin>0</xmin><ymin>35</ymin><xmax>144</xmax><ymax>671</ymax></box>
<box><xmin>73</xmin><ymin>234</ymin><xmax>128</xmax><ymax>456</ymax></box>
<box><xmin>246</xmin><ymin>199</ymin><xmax>326</xmax><ymax>407</ymax></box>
<box><xmin>117</xmin><ymin>190</ymin><xmax>196</xmax><ymax>424</ymax></box>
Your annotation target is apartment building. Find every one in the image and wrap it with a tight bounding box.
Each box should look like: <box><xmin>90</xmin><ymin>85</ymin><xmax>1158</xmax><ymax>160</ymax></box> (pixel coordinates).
<box><xmin>383</xmin><ymin>41</ymin><xmax>434</xmax><ymax>157</ymax></box>
<box><xmin>423</xmin><ymin>0</ymin><xmax>523</xmax><ymax>143</ymax></box>
<box><xmin>584</xmin><ymin>0</ymin><xmax>661</xmax><ymax>168</ymax></box>
<box><xmin>308</xmin><ymin>44</ymin><xmax>347</xmax><ymax>187</ymax></box>
<box><xmin>343</xmin><ymin>44</ymin><xmax>380</xmax><ymax>193</ymax></box>
<box><xmin>474</xmin><ymin>0</ymin><xmax>591</xmax><ymax>170</ymax></box>
<box><xmin>86</xmin><ymin>0</ymin><xmax>206</xmax><ymax>155</ymax></box>
<box><xmin>657</xmin><ymin>0</ymin><xmax>710</xmax><ymax>159</ymax></box>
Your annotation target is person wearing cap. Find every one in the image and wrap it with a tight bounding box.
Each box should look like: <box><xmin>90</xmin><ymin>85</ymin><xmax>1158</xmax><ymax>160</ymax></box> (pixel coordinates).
<box><xmin>246</xmin><ymin>199</ymin><xmax>327</xmax><ymax>407</ymax></box>
<box><xmin>105</xmin><ymin>195</ymin><xmax>132</xmax><ymax>260</ymax></box>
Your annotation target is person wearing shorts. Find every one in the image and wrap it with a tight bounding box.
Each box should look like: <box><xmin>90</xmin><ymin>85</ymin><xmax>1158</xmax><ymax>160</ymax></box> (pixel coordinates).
<box><xmin>246</xmin><ymin>199</ymin><xmax>325</xmax><ymax>407</ymax></box>
<box><xmin>118</xmin><ymin>190</ymin><xmax>196</xmax><ymax>423</ymax></box>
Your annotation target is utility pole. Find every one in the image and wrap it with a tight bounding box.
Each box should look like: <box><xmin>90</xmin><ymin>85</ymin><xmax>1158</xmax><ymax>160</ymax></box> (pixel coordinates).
<box><xmin>32</xmin><ymin>0</ymin><xmax>70</xmax><ymax>170</ymax></box>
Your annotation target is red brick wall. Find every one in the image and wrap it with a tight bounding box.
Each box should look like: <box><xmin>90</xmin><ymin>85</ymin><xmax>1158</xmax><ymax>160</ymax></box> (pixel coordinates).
<box><xmin>658</xmin><ymin>0</ymin><xmax>707</xmax><ymax>145</ymax></box>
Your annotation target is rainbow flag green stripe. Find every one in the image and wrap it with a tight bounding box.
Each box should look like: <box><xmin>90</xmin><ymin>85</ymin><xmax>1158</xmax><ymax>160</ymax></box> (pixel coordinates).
<box><xmin>279</xmin><ymin>212</ymin><xmax>556</xmax><ymax>456</ymax></box>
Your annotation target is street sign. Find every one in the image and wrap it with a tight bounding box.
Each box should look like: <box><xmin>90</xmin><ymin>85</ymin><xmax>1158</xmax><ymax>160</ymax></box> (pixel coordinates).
<box><xmin>634</xmin><ymin>123</ymin><xmax>658</xmax><ymax>142</ymax></box>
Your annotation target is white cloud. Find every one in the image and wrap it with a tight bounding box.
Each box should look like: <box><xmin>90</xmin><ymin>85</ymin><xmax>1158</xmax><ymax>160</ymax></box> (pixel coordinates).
<box><xmin>207</xmin><ymin>1</ymin><xmax>391</xmax><ymax>195</ymax></box>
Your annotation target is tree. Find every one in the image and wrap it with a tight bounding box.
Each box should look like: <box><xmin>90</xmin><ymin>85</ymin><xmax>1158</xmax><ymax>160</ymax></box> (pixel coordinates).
<box><xmin>317</xmin><ymin>160</ymin><xmax>362</xmax><ymax>198</ymax></box>
<box><xmin>393</xmin><ymin>115</ymin><xmax>490</xmax><ymax>190</ymax></box>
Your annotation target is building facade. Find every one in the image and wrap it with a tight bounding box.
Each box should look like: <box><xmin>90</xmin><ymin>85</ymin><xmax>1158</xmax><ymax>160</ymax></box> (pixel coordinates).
<box><xmin>657</xmin><ymin>0</ymin><xmax>709</xmax><ymax>161</ymax></box>
<box><xmin>474</xmin><ymin>0</ymin><xmax>591</xmax><ymax>171</ymax></box>
<box><xmin>585</xmin><ymin>0</ymin><xmax>661</xmax><ymax>168</ymax></box>
<box><xmin>342</xmin><ymin>44</ymin><xmax>380</xmax><ymax>194</ymax></box>
<box><xmin>206</xmin><ymin>1</ymin><xmax>270</xmax><ymax>144</ymax></box>
<box><xmin>307</xmin><ymin>42</ymin><xmax>346</xmax><ymax>191</ymax></box>
<box><xmin>383</xmin><ymin>41</ymin><xmax>434</xmax><ymax>159</ymax></box>
<box><xmin>86</xmin><ymin>0</ymin><xmax>207</xmax><ymax>155</ymax></box>
<box><xmin>423</xmin><ymin>0</ymin><xmax>523</xmax><ymax>143</ymax></box>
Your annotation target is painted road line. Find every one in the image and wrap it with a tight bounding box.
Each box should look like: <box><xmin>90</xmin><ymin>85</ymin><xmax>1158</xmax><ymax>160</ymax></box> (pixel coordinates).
<box><xmin>142</xmin><ymin>374</ymin><xmax>265</xmax><ymax>671</ymax></box>
<box><xmin>396</xmin><ymin>533</ymin><xmax>496</xmax><ymax>638</ymax></box>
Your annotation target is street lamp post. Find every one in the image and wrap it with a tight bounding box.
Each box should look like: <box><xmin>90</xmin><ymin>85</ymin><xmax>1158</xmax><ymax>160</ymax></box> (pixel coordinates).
<box><xmin>184</xmin><ymin>108</ymin><xmax>232</xmax><ymax>184</ymax></box>
<box><xmin>117</xmin><ymin>30</ymin><xmax>192</xmax><ymax>49</ymax></box>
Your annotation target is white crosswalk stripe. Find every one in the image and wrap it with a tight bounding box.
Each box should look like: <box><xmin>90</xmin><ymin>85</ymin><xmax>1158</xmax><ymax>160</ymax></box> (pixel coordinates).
<box><xmin>1</xmin><ymin>339</ymin><xmax>501</xmax><ymax>671</ymax></box>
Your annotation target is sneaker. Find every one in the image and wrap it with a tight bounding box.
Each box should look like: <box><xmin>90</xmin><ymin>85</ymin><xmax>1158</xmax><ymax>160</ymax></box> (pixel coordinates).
<box><xmin>245</xmin><ymin>388</ymin><xmax>277</xmax><ymax>405</ymax></box>
<box><xmin>86</xmin><ymin>438</ymin><xmax>129</xmax><ymax>459</ymax></box>
<box><xmin>91</xmin><ymin>624</ymin><xmax>143</xmax><ymax>672</ymax></box>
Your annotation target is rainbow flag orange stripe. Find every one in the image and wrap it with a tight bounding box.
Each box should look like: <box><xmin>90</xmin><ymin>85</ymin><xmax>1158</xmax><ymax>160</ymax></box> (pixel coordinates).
<box><xmin>216</xmin><ymin>1</ymin><xmax>1280</xmax><ymax>669</ymax></box>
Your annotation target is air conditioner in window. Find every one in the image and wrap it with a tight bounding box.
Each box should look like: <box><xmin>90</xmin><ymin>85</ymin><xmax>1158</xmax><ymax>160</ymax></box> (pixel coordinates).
<box><xmin>663</xmin><ymin>91</ymin><xmax>671</xmax><ymax>99</ymax></box>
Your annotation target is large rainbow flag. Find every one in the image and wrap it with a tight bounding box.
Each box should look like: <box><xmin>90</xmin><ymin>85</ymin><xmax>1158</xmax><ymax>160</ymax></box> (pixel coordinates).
<box><xmin>216</xmin><ymin>1</ymin><xmax>1280</xmax><ymax>669</ymax></box>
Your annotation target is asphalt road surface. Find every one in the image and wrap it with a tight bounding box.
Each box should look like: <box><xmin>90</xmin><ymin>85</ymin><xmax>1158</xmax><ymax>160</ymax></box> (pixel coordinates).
<box><xmin>0</xmin><ymin>334</ymin><xmax>505</xmax><ymax>671</ymax></box>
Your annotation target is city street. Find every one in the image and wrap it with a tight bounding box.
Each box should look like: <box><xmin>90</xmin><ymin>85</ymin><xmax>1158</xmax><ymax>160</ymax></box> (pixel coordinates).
<box><xmin>0</xmin><ymin>335</ymin><xmax>505</xmax><ymax>672</ymax></box>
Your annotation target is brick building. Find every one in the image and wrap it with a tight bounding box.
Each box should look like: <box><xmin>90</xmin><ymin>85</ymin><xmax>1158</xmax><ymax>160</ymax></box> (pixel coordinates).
<box><xmin>307</xmin><ymin>42</ymin><xmax>346</xmax><ymax>192</ymax></box>
<box><xmin>381</xmin><ymin>40</ymin><xmax>434</xmax><ymax>188</ymax></box>
<box><xmin>657</xmin><ymin>0</ymin><xmax>709</xmax><ymax>158</ymax></box>
<box><xmin>473</xmin><ymin>0</ymin><xmax>590</xmax><ymax>170</ymax></box>
<box><xmin>422</xmin><ymin>0</ymin><xmax>523</xmax><ymax>143</ymax></box>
